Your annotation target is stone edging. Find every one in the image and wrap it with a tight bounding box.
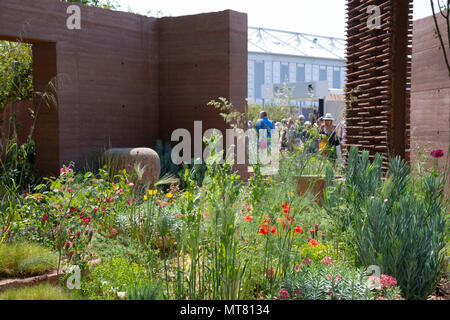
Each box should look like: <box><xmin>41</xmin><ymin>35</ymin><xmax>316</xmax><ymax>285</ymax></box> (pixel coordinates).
<box><xmin>0</xmin><ymin>258</ymin><xmax>101</xmax><ymax>293</ymax></box>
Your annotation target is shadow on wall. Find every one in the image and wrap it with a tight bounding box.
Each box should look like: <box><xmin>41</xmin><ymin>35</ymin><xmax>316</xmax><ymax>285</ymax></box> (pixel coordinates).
<box><xmin>1</xmin><ymin>100</ymin><xmax>34</xmax><ymax>148</ymax></box>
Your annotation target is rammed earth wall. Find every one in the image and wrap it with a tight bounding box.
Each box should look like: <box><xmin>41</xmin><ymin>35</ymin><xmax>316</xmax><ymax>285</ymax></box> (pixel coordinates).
<box><xmin>0</xmin><ymin>0</ymin><xmax>248</xmax><ymax>176</ymax></box>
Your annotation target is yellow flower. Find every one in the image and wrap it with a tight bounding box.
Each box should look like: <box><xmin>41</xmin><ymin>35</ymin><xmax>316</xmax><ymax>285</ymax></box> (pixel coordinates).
<box><xmin>166</xmin><ymin>193</ymin><xmax>173</xmax><ymax>199</ymax></box>
<box><xmin>144</xmin><ymin>195</ymin><xmax>148</xmax><ymax>201</ymax></box>
<box><xmin>148</xmin><ymin>190</ymin><xmax>158</xmax><ymax>196</ymax></box>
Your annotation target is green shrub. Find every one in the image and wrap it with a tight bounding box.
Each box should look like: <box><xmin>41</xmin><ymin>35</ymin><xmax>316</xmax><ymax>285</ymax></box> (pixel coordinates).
<box><xmin>126</xmin><ymin>282</ymin><xmax>162</xmax><ymax>300</ymax></box>
<box><xmin>0</xmin><ymin>242</ymin><xmax>56</xmax><ymax>278</ymax></box>
<box><xmin>0</xmin><ymin>283</ymin><xmax>81</xmax><ymax>300</ymax></box>
<box><xmin>324</xmin><ymin>147</ymin><xmax>447</xmax><ymax>300</ymax></box>
<box><xmin>81</xmin><ymin>256</ymin><xmax>149</xmax><ymax>300</ymax></box>
<box><xmin>295</xmin><ymin>242</ymin><xmax>333</xmax><ymax>264</ymax></box>
<box><xmin>155</xmin><ymin>140</ymin><xmax>179</xmax><ymax>179</ymax></box>
<box><xmin>279</xmin><ymin>262</ymin><xmax>401</xmax><ymax>300</ymax></box>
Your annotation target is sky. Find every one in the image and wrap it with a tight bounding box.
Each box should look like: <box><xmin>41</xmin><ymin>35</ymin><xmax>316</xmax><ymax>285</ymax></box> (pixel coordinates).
<box><xmin>114</xmin><ymin>0</ymin><xmax>435</xmax><ymax>39</ymax></box>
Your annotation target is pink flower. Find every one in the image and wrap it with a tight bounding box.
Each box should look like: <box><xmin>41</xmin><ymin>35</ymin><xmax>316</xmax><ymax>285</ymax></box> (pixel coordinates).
<box><xmin>301</xmin><ymin>257</ymin><xmax>312</xmax><ymax>266</ymax></box>
<box><xmin>294</xmin><ymin>289</ymin><xmax>302</xmax><ymax>296</ymax></box>
<box><xmin>127</xmin><ymin>198</ymin><xmax>136</xmax><ymax>205</ymax></box>
<box><xmin>60</xmin><ymin>167</ymin><xmax>73</xmax><ymax>175</ymax></box>
<box><xmin>380</xmin><ymin>274</ymin><xmax>397</xmax><ymax>288</ymax></box>
<box><xmin>278</xmin><ymin>290</ymin><xmax>290</xmax><ymax>300</ymax></box>
<box><xmin>430</xmin><ymin>149</ymin><xmax>444</xmax><ymax>158</ymax></box>
<box><xmin>67</xmin><ymin>188</ymin><xmax>76</xmax><ymax>194</ymax></box>
<box><xmin>376</xmin><ymin>297</ymin><xmax>387</xmax><ymax>300</ymax></box>
<box><xmin>321</xmin><ymin>256</ymin><xmax>333</xmax><ymax>266</ymax></box>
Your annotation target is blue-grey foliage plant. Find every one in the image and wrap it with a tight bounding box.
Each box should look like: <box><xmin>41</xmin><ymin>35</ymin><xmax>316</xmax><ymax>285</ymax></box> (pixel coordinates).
<box><xmin>323</xmin><ymin>146</ymin><xmax>447</xmax><ymax>300</ymax></box>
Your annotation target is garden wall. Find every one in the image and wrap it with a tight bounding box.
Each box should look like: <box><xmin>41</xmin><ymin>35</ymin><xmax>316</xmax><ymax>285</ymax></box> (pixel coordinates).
<box><xmin>411</xmin><ymin>13</ymin><xmax>450</xmax><ymax>194</ymax></box>
<box><xmin>0</xmin><ymin>0</ymin><xmax>247</xmax><ymax>177</ymax></box>
<box><xmin>1</xmin><ymin>100</ymin><xmax>34</xmax><ymax>148</ymax></box>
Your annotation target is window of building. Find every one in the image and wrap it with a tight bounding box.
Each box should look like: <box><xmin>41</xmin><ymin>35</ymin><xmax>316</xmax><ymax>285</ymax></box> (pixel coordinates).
<box><xmin>333</xmin><ymin>69</ymin><xmax>341</xmax><ymax>88</ymax></box>
<box><xmin>319</xmin><ymin>66</ymin><xmax>327</xmax><ymax>81</ymax></box>
<box><xmin>254</xmin><ymin>61</ymin><xmax>265</xmax><ymax>99</ymax></box>
<box><xmin>280</xmin><ymin>63</ymin><xmax>289</xmax><ymax>83</ymax></box>
<box><xmin>296</xmin><ymin>64</ymin><xmax>305</xmax><ymax>82</ymax></box>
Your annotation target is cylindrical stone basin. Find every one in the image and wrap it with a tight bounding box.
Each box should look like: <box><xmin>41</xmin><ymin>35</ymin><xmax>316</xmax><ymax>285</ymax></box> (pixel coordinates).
<box><xmin>103</xmin><ymin>148</ymin><xmax>161</xmax><ymax>187</ymax></box>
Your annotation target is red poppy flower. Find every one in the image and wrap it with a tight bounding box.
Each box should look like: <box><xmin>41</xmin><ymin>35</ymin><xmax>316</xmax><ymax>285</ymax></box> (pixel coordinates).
<box><xmin>244</xmin><ymin>214</ymin><xmax>253</xmax><ymax>222</ymax></box>
<box><xmin>42</xmin><ymin>214</ymin><xmax>49</xmax><ymax>223</ymax></box>
<box><xmin>294</xmin><ymin>225</ymin><xmax>303</xmax><ymax>234</ymax></box>
<box><xmin>258</xmin><ymin>226</ymin><xmax>268</xmax><ymax>235</ymax></box>
<box><xmin>270</xmin><ymin>226</ymin><xmax>277</xmax><ymax>235</ymax></box>
<box><xmin>431</xmin><ymin>149</ymin><xmax>444</xmax><ymax>158</ymax></box>
<box><xmin>281</xmin><ymin>202</ymin><xmax>291</xmax><ymax>214</ymax></box>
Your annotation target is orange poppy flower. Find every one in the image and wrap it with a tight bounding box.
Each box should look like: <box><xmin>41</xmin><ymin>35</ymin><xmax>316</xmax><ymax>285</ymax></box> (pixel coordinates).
<box><xmin>258</xmin><ymin>226</ymin><xmax>268</xmax><ymax>235</ymax></box>
<box><xmin>282</xmin><ymin>202</ymin><xmax>291</xmax><ymax>214</ymax></box>
<box><xmin>244</xmin><ymin>214</ymin><xmax>253</xmax><ymax>222</ymax></box>
<box><xmin>294</xmin><ymin>225</ymin><xmax>303</xmax><ymax>234</ymax></box>
<box><xmin>270</xmin><ymin>226</ymin><xmax>278</xmax><ymax>235</ymax></box>
<box><xmin>309</xmin><ymin>238</ymin><xmax>319</xmax><ymax>247</ymax></box>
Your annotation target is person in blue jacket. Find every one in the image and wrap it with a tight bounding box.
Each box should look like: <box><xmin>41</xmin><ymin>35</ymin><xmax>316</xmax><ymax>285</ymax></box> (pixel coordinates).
<box><xmin>254</xmin><ymin>111</ymin><xmax>274</xmax><ymax>147</ymax></box>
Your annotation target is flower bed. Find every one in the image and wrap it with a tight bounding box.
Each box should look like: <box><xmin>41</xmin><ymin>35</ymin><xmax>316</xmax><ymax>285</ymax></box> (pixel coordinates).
<box><xmin>0</xmin><ymin>142</ymin><xmax>448</xmax><ymax>301</ymax></box>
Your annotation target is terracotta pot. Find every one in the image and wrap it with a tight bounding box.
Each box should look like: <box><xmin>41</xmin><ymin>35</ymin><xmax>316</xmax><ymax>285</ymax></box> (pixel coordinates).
<box><xmin>294</xmin><ymin>175</ymin><xmax>326</xmax><ymax>205</ymax></box>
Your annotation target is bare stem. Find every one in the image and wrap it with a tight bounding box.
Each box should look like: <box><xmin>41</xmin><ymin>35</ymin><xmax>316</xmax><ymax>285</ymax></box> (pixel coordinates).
<box><xmin>431</xmin><ymin>0</ymin><xmax>450</xmax><ymax>77</ymax></box>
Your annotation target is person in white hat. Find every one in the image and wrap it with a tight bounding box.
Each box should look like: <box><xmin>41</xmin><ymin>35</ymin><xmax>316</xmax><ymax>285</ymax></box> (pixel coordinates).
<box><xmin>298</xmin><ymin>114</ymin><xmax>305</xmax><ymax>124</ymax></box>
<box><xmin>320</xmin><ymin>113</ymin><xmax>340</xmax><ymax>160</ymax></box>
<box><xmin>322</xmin><ymin>113</ymin><xmax>335</xmax><ymax>134</ymax></box>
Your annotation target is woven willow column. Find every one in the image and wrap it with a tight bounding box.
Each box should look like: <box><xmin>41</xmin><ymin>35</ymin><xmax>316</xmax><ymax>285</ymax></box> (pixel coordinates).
<box><xmin>345</xmin><ymin>0</ymin><xmax>413</xmax><ymax>168</ymax></box>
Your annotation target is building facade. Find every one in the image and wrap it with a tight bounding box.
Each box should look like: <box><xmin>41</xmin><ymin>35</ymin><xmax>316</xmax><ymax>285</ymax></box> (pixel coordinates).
<box><xmin>248</xmin><ymin>27</ymin><xmax>346</xmax><ymax>119</ymax></box>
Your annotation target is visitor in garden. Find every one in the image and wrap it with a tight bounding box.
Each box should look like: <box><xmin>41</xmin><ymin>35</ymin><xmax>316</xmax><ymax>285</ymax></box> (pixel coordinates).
<box><xmin>290</xmin><ymin>114</ymin><xmax>305</xmax><ymax>147</ymax></box>
<box><xmin>255</xmin><ymin>111</ymin><xmax>274</xmax><ymax>147</ymax></box>
<box><xmin>298</xmin><ymin>114</ymin><xmax>305</xmax><ymax>126</ymax></box>
<box><xmin>286</xmin><ymin>118</ymin><xmax>297</xmax><ymax>151</ymax></box>
<box><xmin>280</xmin><ymin>119</ymin><xmax>289</xmax><ymax>151</ymax></box>
<box><xmin>320</xmin><ymin>113</ymin><xmax>340</xmax><ymax>160</ymax></box>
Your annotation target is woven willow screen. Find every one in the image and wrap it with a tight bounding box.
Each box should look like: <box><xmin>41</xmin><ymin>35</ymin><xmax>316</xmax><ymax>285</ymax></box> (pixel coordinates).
<box><xmin>345</xmin><ymin>0</ymin><xmax>413</xmax><ymax>168</ymax></box>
